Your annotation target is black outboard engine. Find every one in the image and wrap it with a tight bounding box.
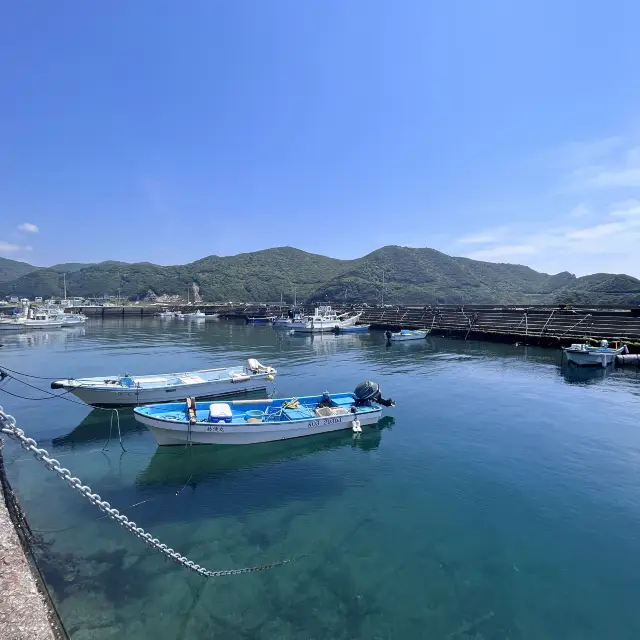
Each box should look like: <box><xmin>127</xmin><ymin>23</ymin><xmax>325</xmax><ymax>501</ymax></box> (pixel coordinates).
<box><xmin>385</xmin><ymin>330</ymin><xmax>392</xmax><ymax>340</ymax></box>
<box><xmin>353</xmin><ymin>381</ymin><xmax>395</xmax><ymax>407</ymax></box>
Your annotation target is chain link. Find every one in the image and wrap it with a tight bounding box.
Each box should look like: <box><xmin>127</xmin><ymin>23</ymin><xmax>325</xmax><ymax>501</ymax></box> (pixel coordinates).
<box><xmin>0</xmin><ymin>405</ymin><xmax>300</xmax><ymax>578</ymax></box>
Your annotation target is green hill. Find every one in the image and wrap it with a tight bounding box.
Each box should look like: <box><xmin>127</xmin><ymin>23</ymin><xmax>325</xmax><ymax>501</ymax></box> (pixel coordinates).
<box><xmin>0</xmin><ymin>256</ymin><xmax>38</xmax><ymax>283</ymax></box>
<box><xmin>1</xmin><ymin>245</ymin><xmax>639</xmax><ymax>305</ymax></box>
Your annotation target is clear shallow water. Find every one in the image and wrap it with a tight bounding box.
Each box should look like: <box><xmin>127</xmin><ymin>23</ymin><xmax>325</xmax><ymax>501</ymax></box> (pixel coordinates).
<box><xmin>2</xmin><ymin>318</ymin><xmax>640</xmax><ymax>639</ymax></box>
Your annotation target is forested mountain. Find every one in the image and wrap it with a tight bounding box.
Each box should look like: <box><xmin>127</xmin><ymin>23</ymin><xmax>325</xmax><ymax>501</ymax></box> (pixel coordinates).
<box><xmin>2</xmin><ymin>246</ymin><xmax>639</xmax><ymax>306</ymax></box>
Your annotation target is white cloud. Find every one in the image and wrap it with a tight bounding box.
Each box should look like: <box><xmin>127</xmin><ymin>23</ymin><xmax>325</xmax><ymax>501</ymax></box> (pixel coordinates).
<box><xmin>569</xmin><ymin>203</ymin><xmax>590</xmax><ymax>218</ymax></box>
<box><xmin>0</xmin><ymin>241</ymin><xmax>33</xmax><ymax>253</ymax></box>
<box><xmin>457</xmin><ymin>199</ymin><xmax>640</xmax><ymax>276</ymax></box>
<box><xmin>560</xmin><ymin>140</ymin><xmax>640</xmax><ymax>192</ymax></box>
<box><xmin>456</xmin><ymin>226</ymin><xmax>509</xmax><ymax>245</ymax></box>
<box><xmin>467</xmin><ymin>244</ymin><xmax>537</xmax><ymax>261</ymax></box>
<box><xmin>609</xmin><ymin>199</ymin><xmax>640</xmax><ymax>218</ymax></box>
<box><xmin>17</xmin><ymin>222</ymin><xmax>39</xmax><ymax>233</ymax></box>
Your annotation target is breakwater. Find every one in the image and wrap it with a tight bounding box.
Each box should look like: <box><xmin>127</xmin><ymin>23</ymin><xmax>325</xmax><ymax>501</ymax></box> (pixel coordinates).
<box><xmin>70</xmin><ymin>304</ymin><xmax>640</xmax><ymax>349</ymax></box>
<box><xmin>361</xmin><ymin>305</ymin><xmax>640</xmax><ymax>349</ymax></box>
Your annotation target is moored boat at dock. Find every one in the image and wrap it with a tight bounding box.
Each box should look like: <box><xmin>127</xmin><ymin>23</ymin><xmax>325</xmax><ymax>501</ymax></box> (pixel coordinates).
<box><xmin>563</xmin><ymin>340</ymin><xmax>628</xmax><ymax>368</ymax></box>
<box><xmin>133</xmin><ymin>380</ymin><xmax>395</xmax><ymax>445</ymax></box>
<box><xmin>289</xmin><ymin>306</ymin><xmax>362</xmax><ymax>333</ymax></box>
<box><xmin>50</xmin><ymin>359</ymin><xmax>277</xmax><ymax>406</ymax></box>
<box><xmin>385</xmin><ymin>329</ymin><xmax>429</xmax><ymax>341</ymax></box>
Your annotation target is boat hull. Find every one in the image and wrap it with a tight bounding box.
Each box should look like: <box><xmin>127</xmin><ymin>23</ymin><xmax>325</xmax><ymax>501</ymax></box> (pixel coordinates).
<box><xmin>135</xmin><ymin>407</ymin><xmax>382</xmax><ymax>445</ymax></box>
<box><xmin>62</xmin><ymin>377</ymin><xmax>271</xmax><ymax>407</ymax></box>
<box><xmin>389</xmin><ymin>331</ymin><xmax>428</xmax><ymax>341</ymax></box>
<box><xmin>564</xmin><ymin>350</ymin><xmax>620</xmax><ymax>367</ymax></box>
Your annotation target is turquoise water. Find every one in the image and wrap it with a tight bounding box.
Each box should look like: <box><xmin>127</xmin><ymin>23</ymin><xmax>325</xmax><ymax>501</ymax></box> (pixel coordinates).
<box><xmin>2</xmin><ymin>318</ymin><xmax>640</xmax><ymax>639</ymax></box>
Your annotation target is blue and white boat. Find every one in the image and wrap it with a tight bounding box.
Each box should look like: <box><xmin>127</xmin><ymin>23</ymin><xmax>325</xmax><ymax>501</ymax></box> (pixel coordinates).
<box><xmin>385</xmin><ymin>329</ymin><xmax>429</xmax><ymax>342</ymax></box>
<box><xmin>563</xmin><ymin>340</ymin><xmax>628</xmax><ymax>367</ymax></box>
<box><xmin>334</xmin><ymin>324</ymin><xmax>370</xmax><ymax>334</ymax></box>
<box><xmin>133</xmin><ymin>381</ymin><xmax>395</xmax><ymax>445</ymax></box>
<box><xmin>51</xmin><ymin>359</ymin><xmax>276</xmax><ymax>407</ymax></box>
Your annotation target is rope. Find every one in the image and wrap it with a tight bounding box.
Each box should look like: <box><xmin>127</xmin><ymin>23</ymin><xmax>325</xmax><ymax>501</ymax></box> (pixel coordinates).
<box><xmin>0</xmin><ymin>405</ymin><xmax>304</xmax><ymax>578</ymax></box>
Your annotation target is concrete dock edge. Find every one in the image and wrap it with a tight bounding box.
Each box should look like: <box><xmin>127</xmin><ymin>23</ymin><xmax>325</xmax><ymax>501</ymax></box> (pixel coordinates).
<box><xmin>0</xmin><ymin>443</ymin><xmax>67</xmax><ymax>640</ymax></box>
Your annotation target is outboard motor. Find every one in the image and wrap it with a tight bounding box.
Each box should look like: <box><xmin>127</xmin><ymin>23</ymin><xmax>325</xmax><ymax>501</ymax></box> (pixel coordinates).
<box><xmin>353</xmin><ymin>381</ymin><xmax>395</xmax><ymax>407</ymax></box>
<box><xmin>385</xmin><ymin>330</ymin><xmax>392</xmax><ymax>340</ymax></box>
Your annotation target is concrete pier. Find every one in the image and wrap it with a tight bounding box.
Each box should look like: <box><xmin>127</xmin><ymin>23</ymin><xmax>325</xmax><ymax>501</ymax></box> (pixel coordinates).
<box><xmin>0</xmin><ymin>448</ymin><xmax>61</xmax><ymax>639</ymax></box>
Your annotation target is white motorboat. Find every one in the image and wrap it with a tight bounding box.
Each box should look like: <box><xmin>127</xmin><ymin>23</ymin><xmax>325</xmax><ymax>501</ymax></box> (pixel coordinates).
<box><xmin>44</xmin><ymin>307</ymin><xmax>87</xmax><ymax>327</ymax></box>
<box><xmin>134</xmin><ymin>381</ymin><xmax>395</xmax><ymax>446</ymax></box>
<box><xmin>0</xmin><ymin>306</ymin><xmax>63</xmax><ymax>330</ymax></box>
<box><xmin>385</xmin><ymin>329</ymin><xmax>429</xmax><ymax>341</ymax></box>
<box><xmin>184</xmin><ymin>309</ymin><xmax>205</xmax><ymax>320</ymax></box>
<box><xmin>51</xmin><ymin>358</ymin><xmax>277</xmax><ymax>407</ymax></box>
<box><xmin>155</xmin><ymin>309</ymin><xmax>175</xmax><ymax>318</ymax></box>
<box><xmin>563</xmin><ymin>340</ymin><xmax>628</xmax><ymax>367</ymax></box>
<box><xmin>290</xmin><ymin>306</ymin><xmax>362</xmax><ymax>333</ymax></box>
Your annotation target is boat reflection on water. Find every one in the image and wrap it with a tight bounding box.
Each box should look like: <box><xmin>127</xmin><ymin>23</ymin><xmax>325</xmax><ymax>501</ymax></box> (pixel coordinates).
<box><xmin>560</xmin><ymin>363</ymin><xmax>614</xmax><ymax>386</ymax></box>
<box><xmin>52</xmin><ymin>407</ymin><xmax>145</xmax><ymax>448</ymax></box>
<box><xmin>52</xmin><ymin>390</ymin><xmax>276</xmax><ymax>448</ymax></box>
<box><xmin>137</xmin><ymin>416</ymin><xmax>395</xmax><ymax>489</ymax></box>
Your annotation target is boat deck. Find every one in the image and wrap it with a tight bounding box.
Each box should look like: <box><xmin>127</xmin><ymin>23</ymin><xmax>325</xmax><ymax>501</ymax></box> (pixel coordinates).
<box><xmin>71</xmin><ymin>366</ymin><xmax>249</xmax><ymax>389</ymax></box>
<box><xmin>136</xmin><ymin>394</ymin><xmax>362</xmax><ymax>424</ymax></box>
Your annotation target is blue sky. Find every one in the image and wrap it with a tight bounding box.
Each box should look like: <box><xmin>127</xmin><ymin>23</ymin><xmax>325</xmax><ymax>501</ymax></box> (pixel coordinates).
<box><xmin>2</xmin><ymin>1</ymin><xmax>640</xmax><ymax>276</ymax></box>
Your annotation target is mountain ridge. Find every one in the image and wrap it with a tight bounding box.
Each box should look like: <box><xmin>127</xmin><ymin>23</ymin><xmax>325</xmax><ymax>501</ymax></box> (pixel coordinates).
<box><xmin>1</xmin><ymin>246</ymin><xmax>639</xmax><ymax>305</ymax></box>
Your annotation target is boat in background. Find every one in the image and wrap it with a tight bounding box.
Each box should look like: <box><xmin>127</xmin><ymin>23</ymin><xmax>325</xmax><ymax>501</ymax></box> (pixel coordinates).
<box><xmin>184</xmin><ymin>309</ymin><xmax>205</xmax><ymax>320</ymax></box>
<box><xmin>334</xmin><ymin>324</ymin><xmax>370</xmax><ymax>334</ymax></box>
<box><xmin>386</xmin><ymin>329</ymin><xmax>429</xmax><ymax>342</ymax></box>
<box><xmin>247</xmin><ymin>316</ymin><xmax>276</xmax><ymax>324</ymax></box>
<box><xmin>45</xmin><ymin>307</ymin><xmax>87</xmax><ymax>327</ymax></box>
<box><xmin>272</xmin><ymin>313</ymin><xmax>305</xmax><ymax>327</ymax></box>
<box><xmin>563</xmin><ymin>340</ymin><xmax>628</xmax><ymax>367</ymax></box>
<box><xmin>134</xmin><ymin>380</ymin><xmax>395</xmax><ymax>446</ymax></box>
<box><xmin>155</xmin><ymin>309</ymin><xmax>175</xmax><ymax>318</ymax></box>
<box><xmin>0</xmin><ymin>305</ymin><xmax>64</xmax><ymax>331</ymax></box>
<box><xmin>205</xmin><ymin>313</ymin><xmax>220</xmax><ymax>321</ymax></box>
<box><xmin>290</xmin><ymin>306</ymin><xmax>362</xmax><ymax>333</ymax></box>
<box><xmin>51</xmin><ymin>358</ymin><xmax>277</xmax><ymax>406</ymax></box>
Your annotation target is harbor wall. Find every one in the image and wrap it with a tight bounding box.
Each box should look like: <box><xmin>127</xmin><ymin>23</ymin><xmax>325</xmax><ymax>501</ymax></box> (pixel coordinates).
<box><xmin>0</xmin><ymin>445</ymin><xmax>65</xmax><ymax>639</ymax></box>
<box><xmin>70</xmin><ymin>303</ymin><xmax>640</xmax><ymax>349</ymax></box>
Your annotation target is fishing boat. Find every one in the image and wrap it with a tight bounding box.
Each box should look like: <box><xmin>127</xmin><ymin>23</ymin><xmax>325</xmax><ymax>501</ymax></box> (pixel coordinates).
<box><xmin>334</xmin><ymin>324</ymin><xmax>370</xmax><ymax>334</ymax></box>
<box><xmin>184</xmin><ymin>309</ymin><xmax>205</xmax><ymax>320</ymax></box>
<box><xmin>0</xmin><ymin>307</ymin><xmax>64</xmax><ymax>331</ymax></box>
<box><xmin>50</xmin><ymin>359</ymin><xmax>277</xmax><ymax>406</ymax></box>
<box><xmin>133</xmin><ymin>381</ymin><xmax>395</xmax><ymax>445</ymax></box>
<box><xmin>155</xmin><ymin>309</ymin><xmax>174</xmax><ymax>318</ymax></box>
<box><xmin>44</xmin><ymin>307</ymin><xmax>87</xmax><ymax>327</ymax></box>
<box><xmin>290</xmin><ymin>306</ymin><xmax>362</xmax><ymax>333</ymax></box>
<box><xmin>563</xmin><ymin>340</ymin><xmax>628</xmax><ymax>367</ymax></box>
<box><xmin>246</xmin><ymin>316</ymin><xmax>276</xmax><ymax>324</ymax></box>
<box><xmin>272</xmin><ymin>313</ymin><xmax>305</xmax><ymax>327</ymax></box>
<box><xmin>385</xmin><ymin>329</ymin><xmax>428</xmax><ymax>341</ymax></box>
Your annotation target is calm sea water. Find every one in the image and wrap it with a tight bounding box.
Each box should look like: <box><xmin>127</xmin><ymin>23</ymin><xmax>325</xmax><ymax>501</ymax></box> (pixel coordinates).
<box><xmin>2</xmin><ymin>318</ymin><xmax>640</xmax><ymax>639</ymax></box>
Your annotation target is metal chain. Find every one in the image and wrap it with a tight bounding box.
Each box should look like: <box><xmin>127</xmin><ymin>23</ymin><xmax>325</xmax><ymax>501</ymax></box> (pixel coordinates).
<box><xmin>0</xmin><ymin>405</ymin><xmax>300</xmax><ymax>578</ymax></box>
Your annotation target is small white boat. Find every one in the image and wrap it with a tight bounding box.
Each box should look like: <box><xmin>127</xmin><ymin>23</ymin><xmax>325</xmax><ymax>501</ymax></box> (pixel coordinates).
<box><xmin>272</xmin><ymin>313</ymin><xmax>305</xmax><ymax>327</ymax></box>
<box><xmin>51</xmin><ymin>359</ymin><xmax>277</xmax><ymax>407</ymax></box>
<box><xmin>204</xmin><ymin>313</ymin><xmax>219</xmax><ymax>321</ymax></box>
<box><xmin>184</xmin><ymin>309</ymin><xmax>206</xmax><ymax>320</ymax></box>
<box><xmin>155</xmin><ymin>309</ymin><xmax>175</xmax><ymax>318</ymax></box>
<box><xmin>290</xmin><ymin>306</ymin><xmax>362</xmax><ymax>333</ymax></box>
<box><xmin>563</xmin><ymin>340</ymin><xmax>628</xmax><ymax>367</ymax></box>
<box><xmin>385</xmin><ymin>329</ymin><xmax>429</xmax><ymax>342</ymax></box>
<box><xmin>44</xmin><ymin>307</ymin><xmax>87</xmax><ymax>327</ymax></box>
<box><xmin>134</xmin><ymin>381</ymin><xmax>395</xmax><ymax>446</ymax></box>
